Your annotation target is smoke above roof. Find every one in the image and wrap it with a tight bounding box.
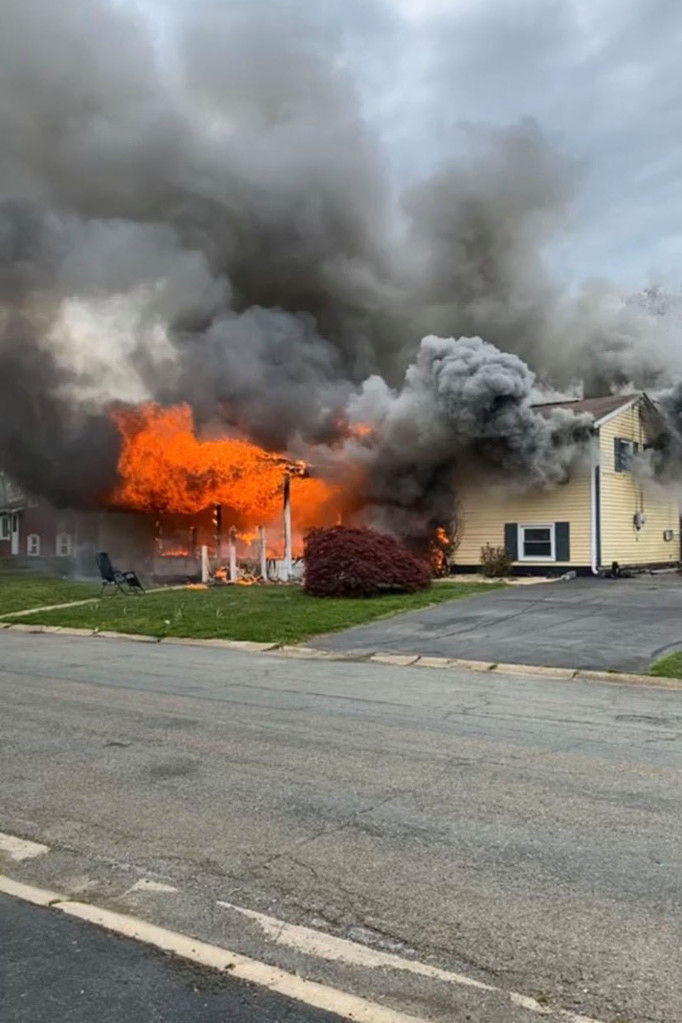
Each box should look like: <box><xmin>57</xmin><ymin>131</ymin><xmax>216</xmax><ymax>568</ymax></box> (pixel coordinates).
<box><xmin>0</xmin><ymin>0</ymin><xmax>680</xmax><ymax>533</ymax></box>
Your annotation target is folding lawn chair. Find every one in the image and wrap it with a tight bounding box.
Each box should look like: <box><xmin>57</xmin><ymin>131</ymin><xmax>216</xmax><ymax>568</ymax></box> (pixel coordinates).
<box><xmin>96</xmin><ymin>551</ymin><xmax>145</xmax><ymax>596</ymax></box>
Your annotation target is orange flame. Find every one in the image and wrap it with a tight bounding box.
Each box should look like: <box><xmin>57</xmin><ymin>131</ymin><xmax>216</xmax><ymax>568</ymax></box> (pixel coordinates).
<box><xmin>431</xmin><ymin>526</ymin><xmax>451</xmax><ymax>577</ymax></box>
<box><xmin>108</xmin><ymin>403</ymin><xmax>341</xmax><ymax>541</ymax></box>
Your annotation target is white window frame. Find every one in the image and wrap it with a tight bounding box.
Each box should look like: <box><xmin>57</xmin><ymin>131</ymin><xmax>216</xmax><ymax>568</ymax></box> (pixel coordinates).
<box><xmin>26</xmin><ymin>533</ymin><xmax>41</xmax><ymax>557</ymax></box>
<box><xmin>56</xmin><ymin>532</ymin><xmax>72</xmax><ymax>557</ymax></box>
<box><xmin>0</xmin><ymin>514</ymin><xmax>9</xmax><ymax>540</ymax></box>
<box><xmin>11</xmin><ymin>514</ymin><xmax>19</xmax><ymax>556</ymax></box>
<box><xmin>518</xmin><ymin>523</ymin><xmax>556</xmax><ymax>562</ymax></box>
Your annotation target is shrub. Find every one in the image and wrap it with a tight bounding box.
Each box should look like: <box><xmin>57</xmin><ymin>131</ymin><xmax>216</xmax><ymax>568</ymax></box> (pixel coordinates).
<box><xmin>480</xmin><ymin>543</ymin><xmax>512</xmax><ymax>578</ymax></box>
<box><xmin>304</xmin><ymin>526</ymin><xmax>432</xmax><ymax>598</ymax></box>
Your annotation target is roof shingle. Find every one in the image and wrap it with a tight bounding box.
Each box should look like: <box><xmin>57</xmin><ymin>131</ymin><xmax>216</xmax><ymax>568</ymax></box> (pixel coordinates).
<box><xmin>532</xmin><ymin>393</ymin><xmax>638</xmax><ymax>423</ymax></box>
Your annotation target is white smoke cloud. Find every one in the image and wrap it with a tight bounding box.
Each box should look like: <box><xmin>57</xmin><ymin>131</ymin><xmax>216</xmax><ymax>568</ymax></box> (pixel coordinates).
<box><xmin>49</xmin><ymin>294</ymin><xmax>176</xmax><ymax>407</ymax></box>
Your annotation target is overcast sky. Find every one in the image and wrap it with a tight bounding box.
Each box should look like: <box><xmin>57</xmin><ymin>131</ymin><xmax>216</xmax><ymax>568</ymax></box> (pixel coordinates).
<box><xmin>382</xmin><ymin>0</ymin><xmax>682</xmax><ymax>287</ymax></box>
<box><xmin>147</xmin><ymin>0</ymin><xmax>680</xmax><ymax>291</ymax></box>
<box><xmin>61</xmin><ymin>0</ymin><xmax>675</xmax><ymax>294</ymax></box>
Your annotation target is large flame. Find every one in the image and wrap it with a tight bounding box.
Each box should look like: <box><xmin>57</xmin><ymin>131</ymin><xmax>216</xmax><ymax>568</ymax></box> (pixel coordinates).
<box><xmin>109</xmin><ymin>403</ymin><xmax>339</xmax><ymax>534</ymax></box>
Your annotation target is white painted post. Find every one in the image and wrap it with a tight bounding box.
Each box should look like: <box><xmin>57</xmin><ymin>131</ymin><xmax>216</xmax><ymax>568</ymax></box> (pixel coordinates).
<box><xmin>228</xmin><ymin>531</ymin><xmax>237</xmax><ymax>583</ymax></box>
<box><xmin>258</xmin><ymin>526</ymin><xmax>267</xmax><ymax>580</ymax></box>
<box><xmin>200</xmin><ymin>545</ymin><xmax>210</xmax><ymax>583</ymax></box>
<box><xmin>283</xmin><ymin>474</ymin><xmax>292</xmax><ymax>582</ymax></box>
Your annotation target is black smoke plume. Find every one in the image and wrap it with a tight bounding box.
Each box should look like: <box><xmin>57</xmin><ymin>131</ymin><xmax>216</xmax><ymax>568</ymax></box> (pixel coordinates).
<box><xmin>0</xmin><ymin>0</ymin><xmax>679</xmax><ymax>530</ymax></box>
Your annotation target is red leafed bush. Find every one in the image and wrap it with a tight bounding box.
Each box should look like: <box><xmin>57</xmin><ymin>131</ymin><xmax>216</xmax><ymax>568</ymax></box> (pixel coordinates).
<box><xmin>303</xmin><ymin>526</ymin><xmax>432</xmax><ymax>598</ymax></box>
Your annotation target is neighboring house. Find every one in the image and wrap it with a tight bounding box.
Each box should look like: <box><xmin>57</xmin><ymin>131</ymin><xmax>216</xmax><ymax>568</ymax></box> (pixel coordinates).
<box><xmin>0</xmin><ymin>474</ymin><xmax>199</xmax><ymax>581</ymax></box>
<box><xmin>455</xmin><ymin>393</ymin><xmax>681</xmax><ymax>574</ymax></box>
<box><xmin>0</xmin><ymin>478</ymin><xmax>156</xmax><ymax>578</ymax></box>
<box><xmin>0</xmin><ymin>475</ymin><xmax>78</xmax><ymax>561</ymax></box>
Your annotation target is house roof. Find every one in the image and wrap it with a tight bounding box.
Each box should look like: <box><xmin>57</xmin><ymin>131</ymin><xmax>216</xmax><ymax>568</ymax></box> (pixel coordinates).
<box><xmin>532</xmin><ymin>393</ymin><xmax>639</xmax><ymax>425</ymax></box>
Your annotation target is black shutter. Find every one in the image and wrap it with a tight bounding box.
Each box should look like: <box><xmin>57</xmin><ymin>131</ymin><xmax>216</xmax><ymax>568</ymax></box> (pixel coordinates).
<box><xmin>556</xmin><ymin>521</ymin><xmax>570</xmax><ymax>561</ymax></box>
<box><xmin>504</xmin><ymin>523</ymin><xmax>518</xmax><ymax>561</ymax></box>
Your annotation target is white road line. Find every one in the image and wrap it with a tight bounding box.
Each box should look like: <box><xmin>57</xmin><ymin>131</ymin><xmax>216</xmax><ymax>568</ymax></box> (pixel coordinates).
<box><xmin>218</xmin><ymin>900</ymin><xmax>606</xmax><ymax>1023</ymax></box>
<box><xmin>127</xmin><ymin>879</ymin><xmax>179</xmax><ymax>894</ymax></box>
<box><xmin>218</xmin><ymin>899</ymin><xmax>493</xmax><ymax>990</ymax></box>
<box><xmin>0</xmin><ymin>876</ymin><xmax>427</xmax><ymax>1023</ymax></box>
<box><xmin>0</xmin><ymin>876</ymin><xmax>62</xmax><ymax>906</ymax></box>
<box><xmin>58</xmin><ymin>902</ymin><xmax>432</xmax><ymax>1023</ymax></box>
<box><xmin>0</xmin><ymin>832</ymin><xmax>49</xmax><ymax>861</ymax></box>
<box><xmin>0</xmin><ymin>824</ymin><xmax>607</xmax><ymax>1023</ymax></box>
<box><xmin>510</xmin><ymin>991</ymin><xmax>552</xmax><ymax>1014</ymax></box>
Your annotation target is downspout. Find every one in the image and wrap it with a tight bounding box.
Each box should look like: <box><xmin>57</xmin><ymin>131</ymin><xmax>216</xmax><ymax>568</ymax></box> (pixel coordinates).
<box><xmin>590</xmin><ymin>443</ymin><xmax>601</xmax><ymax>575</ymax></box>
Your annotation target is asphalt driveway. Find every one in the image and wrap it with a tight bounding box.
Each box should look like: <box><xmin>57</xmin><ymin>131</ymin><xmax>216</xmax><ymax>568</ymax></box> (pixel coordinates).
<box><xmin>311</xmin><ymin>574</ymin><xmax>682</xmax><ymax>672</ymax></box>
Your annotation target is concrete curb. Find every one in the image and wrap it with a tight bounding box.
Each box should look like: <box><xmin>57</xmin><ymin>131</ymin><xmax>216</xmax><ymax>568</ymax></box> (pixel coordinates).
<box><xmin>2</xmin><ymin>620</ymin><xmax>681</xmax><ymax>689</ymax></box>
<box><xmin>370</xmin><ymin>652</ymin><xmax>420</xmax><ymax>667</ymax></box>
<box><xmin>161</xmin><ymin>636</ymin><xmax>276</xmax><ymax>652</ymax></box>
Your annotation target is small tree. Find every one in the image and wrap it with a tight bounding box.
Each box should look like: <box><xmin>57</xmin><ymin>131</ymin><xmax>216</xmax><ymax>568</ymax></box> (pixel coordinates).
<box><xmin>480</xmin><ymin>543</ymin><xmax>512</xmax><ymax>578</ymax></box>
<box><xmin>304</xmin><ymin>526</ymin><xmax>431</xmax><ymax>597</ymax></box>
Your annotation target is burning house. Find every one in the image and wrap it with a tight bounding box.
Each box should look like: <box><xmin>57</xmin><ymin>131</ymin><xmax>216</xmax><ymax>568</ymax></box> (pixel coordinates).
<box><xmin>103</xmin><ymin>401</ymin><xmax>339</xmax><ymax>582</ymax></box>
<box><xmin>0</xmin><ymin>405</ymin><xmax>339</xmax><ymax>584</ymax></box>
<box><xmin>1</xmin><ymin>0</ymin><xmax>682</xmax><ymax>581</ymax></box>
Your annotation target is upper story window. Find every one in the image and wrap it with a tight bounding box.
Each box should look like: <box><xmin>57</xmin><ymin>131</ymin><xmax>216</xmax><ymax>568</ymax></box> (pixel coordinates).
<box><xmin>26</xmin><ymin>533</ymin><xmax>40</xmax><ymax>556</ymax></box>
<box><xmin>56</xmin><ymin>532</ymin><xmax>72</xmax><ymax>557</ymax></box>
<box><xmin>614</xmin><ymin>438</ymin><xmax>639</xmax><ymax>472</ymax></box>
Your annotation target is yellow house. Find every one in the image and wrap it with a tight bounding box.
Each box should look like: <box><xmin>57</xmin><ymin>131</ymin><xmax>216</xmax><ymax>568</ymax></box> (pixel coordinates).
<box><xmin>455</xmin><ymin>394</ymin><xmax>680</xmax><ymax>575</ymax></box>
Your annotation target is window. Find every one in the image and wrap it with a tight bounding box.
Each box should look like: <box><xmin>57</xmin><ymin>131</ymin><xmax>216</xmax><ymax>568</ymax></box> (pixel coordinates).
<box><xmin>26</xmin><ymin>533</ymin><xmax>40</xmax><ymax>556</ymax></box>
<box><xmin>519</xmin><ymin>524</ymin><xmax>555</xmax><ymax>561</ymax></box>
<box><xmin>614</xmin><ymin>438</ymin><xmax>639</xmax><ymax>472</ymax></box>
<box><xmin>56</xmin><ymin>532</ymin><xmax>72</xmax><ymax>557</ymax></box>
<box><xmin>0</xmin><ymin>515</ymin><xmax>9</xmax><ymax>540</ymax></box>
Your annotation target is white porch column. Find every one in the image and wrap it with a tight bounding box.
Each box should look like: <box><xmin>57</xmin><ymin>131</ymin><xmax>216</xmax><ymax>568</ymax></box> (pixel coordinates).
<box><xmin>258</xmin><ymin>527</ymin><xmax>267</xmax><ymax>580</ymax></box>
<box><xmin>282</xmin><ymin>475</ymin><xmax>292</xmax><ymax>582</ymax></box>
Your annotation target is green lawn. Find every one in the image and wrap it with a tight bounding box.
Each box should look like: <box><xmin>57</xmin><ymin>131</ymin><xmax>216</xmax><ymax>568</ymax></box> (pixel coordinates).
<box><xmin>11</xmin><ymin>581</ymin><xmax>502</xmax><ymax>645</ymax></box>
<box><xmin>0</xmin><ymin>574</ymin><xmax>99</xmax><ymax>615</ymax></box>
<box><xmin>649</xmin><ymin>651</ymin><xmax>682</xmax><ymax>678</ymax></box>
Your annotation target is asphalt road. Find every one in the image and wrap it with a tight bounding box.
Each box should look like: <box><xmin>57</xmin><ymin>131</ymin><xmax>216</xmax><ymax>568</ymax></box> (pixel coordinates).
<box><xmin>1</xmin><ymin>630</ymin><xmax>680</xmax><ymax>1023</ymax></box>
<box><xmin>311</xmin><ymin>574</ymin><xmax>682</xmax><ymax>671</ymax></box>
<box><xmin>0</xmin><ymin>894</ymin><xmax>343</xmax><ymax>1023</ymax></box>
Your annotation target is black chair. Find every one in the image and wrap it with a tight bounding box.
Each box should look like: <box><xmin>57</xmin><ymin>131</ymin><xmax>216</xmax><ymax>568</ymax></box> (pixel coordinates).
<box><xmin>96</xmin><ymin>552</ymin><xmax>145</xmax><ymax>596</ymax></box>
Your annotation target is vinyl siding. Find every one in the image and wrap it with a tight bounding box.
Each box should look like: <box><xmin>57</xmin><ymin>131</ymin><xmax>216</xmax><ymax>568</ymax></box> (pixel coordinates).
<box><xmin>599</xmin><ymin>404</ymin><xmax>679</xmax><ymax>566</ymax></box>
<box><xmin>455</xmin><ymin>468</ymin><xmax>592</xmax><ymax>567</ymax></box>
